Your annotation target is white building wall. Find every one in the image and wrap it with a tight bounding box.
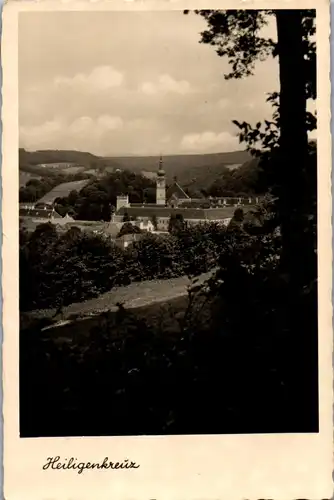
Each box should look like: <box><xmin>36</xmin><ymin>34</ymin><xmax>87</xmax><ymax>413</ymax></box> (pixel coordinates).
<box><xmin>156</xmin><ymin>178</ymin><xmax>166</xmax><ymax>205</ymax></box>
<box><xmin>113</xmin><ymin>214</ymin><xmax>231</xmax><ymax>229</ymax></box>
<box><xmin>116</xmin><ymin>195</ymin><xmax>129</xmax><ymax>211</ymax></box>
<box><xmin>136</xmin><ymin>220</ymin><xmax>154</xmax><ymax>232</ymax></box>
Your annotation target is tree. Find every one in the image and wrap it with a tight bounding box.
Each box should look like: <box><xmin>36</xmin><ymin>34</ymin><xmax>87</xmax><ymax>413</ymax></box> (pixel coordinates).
<box><xmin>168</xmin><ymin>213</ymin><xmax>186</xmax><ymax>234</ymax></box>
<box><xmin>127</xmin><ymin>233</ymin><xmax>183</xmax><ymax>280</ymax></box>
<box><xmin>150</xmin><ymin>215</ymin><xmax>158</xmax><ymax>230</ymax></box>
<box><xmin>175</xmin><ymin>222</ymin><xmax>224</xmax><ymax>275</ymax></box>
<box><xmin>184</xmin><ymin>10</ymin><xmax>318</xmax><ymax>427</ymax></box>
<box><xmin>185</xmin><ymin>9</ymin><xmax>316</xmax><ymax>287</ymax></box>
<box><xmin>19</xmin><ymin>226</ymin><xmax>125</xmax><ymax>312</ymax></box>
<box><xmin>227</xmin><ymin>208</ymin><xmax>245</xmax><ymax>233</ymax></box>
<box><xmin>68</xmin><ymin>189</ymin><xmax>79</xmax><ymax>206</ymax></box>
<box><xmin>57</xmin><ymin>171</ymin><xmax>156</xmax><ymax>221</ymax></box>
<box><xmin>117</xmin><ymin>222</ymin><xmax>142</xmax><ymax>238</ymax></box>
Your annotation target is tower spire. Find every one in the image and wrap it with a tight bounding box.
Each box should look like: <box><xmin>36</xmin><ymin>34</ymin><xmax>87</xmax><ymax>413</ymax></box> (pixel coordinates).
<box><xmin>156</xmin><ymin>153</ymin><xmax>166</xmax><ymax>205</ymax></box>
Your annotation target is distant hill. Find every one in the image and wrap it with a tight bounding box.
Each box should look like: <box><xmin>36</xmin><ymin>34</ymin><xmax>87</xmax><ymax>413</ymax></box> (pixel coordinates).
<box><xmin>102</xmin><ymin>151</ymin><xmax>252</xmax><ymax>180</ymax></box>
<box><xmin>19</xmin><ymin>148</ymin><xmax>98</xmax><ymax>167</ymax></box>
<box><xmin>19</xmin><ymin>148</ymin><xmax>255</xmax><ymax>191</ymax></box>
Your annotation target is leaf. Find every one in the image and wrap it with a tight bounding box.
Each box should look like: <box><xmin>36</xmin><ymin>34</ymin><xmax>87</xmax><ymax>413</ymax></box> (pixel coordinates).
<box><xmin>232</xmin><ymin>119</ymin><xmax>242</xmax><ymax>129</ymax></box>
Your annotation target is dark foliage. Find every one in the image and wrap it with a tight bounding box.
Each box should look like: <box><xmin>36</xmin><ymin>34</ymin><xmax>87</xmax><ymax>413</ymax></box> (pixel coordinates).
<box><xmin>117</xmin><ymin>222</ymin><xmax>142</xmax><ymax>238</ymax></box>
<box><xmin>168</xmin><ymin>213</ymin><xmax>186</xmax><ymax>235</ymax></box>
<box><xmin>19</xmin><ymin>221</ymin><xmax>229</xmax><ymax>312</ymax></box>
<box><xmin>20</xmin><ymin>212</ymin><xmax>318</xmax><ymax>437</ymax></box>
<box><xmin>19</xmin><ymin>171</ymin><xmax>91</xmax><ymax>203</ymax></box>
<box><xmin>54</xmin><ymin>170</ymin><xmax>156</xmax><ymax>221</ymax></box>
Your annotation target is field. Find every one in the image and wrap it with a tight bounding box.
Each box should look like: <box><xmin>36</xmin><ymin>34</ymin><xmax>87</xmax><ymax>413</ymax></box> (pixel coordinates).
<box><xmin>25</xmin><ymin>293</ymin><xmax>192</xmax><ymax>348</ymax></box>
<box><xmin>27</xmin><ymin>270</ymin><xmax>214</xmax><ymax>324</ymax></box>
<box><xmin>36</xmin><ymin>179</ymin><xmax>91</xmax><ymax>204</ymax></box>
<box><xmin>59</xmin><ymin>166</ymin><xmax>86</xmax><ymax>174</ymax></box>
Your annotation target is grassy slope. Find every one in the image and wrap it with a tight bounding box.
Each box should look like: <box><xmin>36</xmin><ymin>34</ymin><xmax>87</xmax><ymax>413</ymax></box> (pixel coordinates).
<box><xmin>25</xmin><ymin>270</ymin><xmax>215</xmax><ymax>324</ymax></box>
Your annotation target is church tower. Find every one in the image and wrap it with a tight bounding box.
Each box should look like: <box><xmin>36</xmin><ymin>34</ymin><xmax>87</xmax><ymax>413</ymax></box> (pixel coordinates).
<box><xmin>156</xmin><ymin>155</ymin><xmax>166</xmax><ymax>205</ymax></box>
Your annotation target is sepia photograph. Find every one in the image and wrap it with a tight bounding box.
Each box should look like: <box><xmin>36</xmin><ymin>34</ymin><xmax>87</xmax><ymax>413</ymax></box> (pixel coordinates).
<box><xmin>17</xmin><ymin>8</ymin><xmax>319</xmax><ymax>439</ymax></box>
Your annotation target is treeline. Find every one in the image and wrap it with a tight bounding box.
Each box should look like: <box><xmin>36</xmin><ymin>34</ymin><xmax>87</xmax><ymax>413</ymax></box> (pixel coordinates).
<box><xmin>20</xmin><ymin>216</ymin><xmax>250</xmax><ymax>312</ymax></box>
<box><xmin>20</xmin><ymin>156</ymin><xmax>266</xmax><ymax>212</ymax></box>
<box><xmin>54</xmin><ymin>170</ymin><xmax>157</xmax><ymax>220</ymax></box>
<box><xmin>54</xmin><ymin>164</ymin><xmax>265</xmax><ymax>221</ymax></box>
<box><xmin>19</xmin><ymin>148</ymin><xmax>98</xmax><ymax>167</ymax></box>
<box><xmin>186</xmin><ymin>158</ymin><xmax>265</xmax><ymax>198</ymax></box>
<box><xmin>19</xmin><ymin>171</ymin><xmax>94</xmax><ymax>203</ymax></box>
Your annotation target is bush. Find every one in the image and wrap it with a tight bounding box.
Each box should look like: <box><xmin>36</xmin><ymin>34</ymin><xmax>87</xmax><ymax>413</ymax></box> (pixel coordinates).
<box><xmin>124</xmin><ymin>233</ymin><xmax>183</xmax><ymax>281</ymax></box>
<box><xmin>175</xmin><ymin>223</ymin><xmax>227</xmax><ymax>276</ymax></box>
<box><xmin>20</xmin><ymin>226</ymin><xmax>124</xmax><ymax>311</ymax></box>
<box><xmin>117</xmin><ymin>222</ymin><xmax>142</xmax><ymax>238</ymax></box>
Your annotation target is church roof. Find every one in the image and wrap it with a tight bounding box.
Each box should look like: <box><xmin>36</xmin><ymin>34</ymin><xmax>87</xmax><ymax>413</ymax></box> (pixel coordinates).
<box><xmin>19</xmin><ymin>208</ymin><xmax>62</xmax><ymax>219</ymax></box>
<box><xmin>116</xmin><ymin>205</ymin><xmax>249</xmax><ymax>220</ymax></box>
<box><xmin>166</xmin><ymin>182</ymin><xmax>190</xmax><ymax>200</ymax></box>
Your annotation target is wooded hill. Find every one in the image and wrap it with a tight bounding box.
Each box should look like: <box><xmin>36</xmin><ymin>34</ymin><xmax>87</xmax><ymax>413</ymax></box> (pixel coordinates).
<box><xmin>19</xmin><ymin>148</ymin><xmax>254</xmax><ymax>187</ymax></box>
<box><xmin>19</xmin><ymin>148</ymin><xmax>98</xmax><ymax>168</ymax></box>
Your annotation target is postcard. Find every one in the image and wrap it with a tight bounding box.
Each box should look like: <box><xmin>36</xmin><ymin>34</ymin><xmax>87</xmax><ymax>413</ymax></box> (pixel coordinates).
<box><xmin>2</xmin><ymin>0</ymin><xmax>333</xmax><ymax>498</ymax></box>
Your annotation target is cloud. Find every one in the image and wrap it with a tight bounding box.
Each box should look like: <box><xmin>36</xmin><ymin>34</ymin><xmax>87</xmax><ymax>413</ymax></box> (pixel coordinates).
<box><xmin>127</xmin><ymin>118</ymin><xmax>154</xmax><ymax>130</ymax></box>
<box><xmin>180</xmin><ymin>131</ymin><xmax>241</xmax><ymax>153</ymax></box>
<box><xmin>54</xmin><ymin>66</ymin><xmax>124</xmax><ymax>92</ymax></box>
<box><xmin>20</xmin><ymin>114</ymin><xmax>124</xmax><ymax>152</ymax></box>
<box><xmin>19</xmin><ymin>12</ymin><xmax>280</xmax><ymax>155</ymax></box>
<box><xmin>218</xmin><ymin>98</ymin><xmax>229</xmax><ymax>109</ymax></box>
<box><xmin>96</xmin><ymin>115</ymin><xmax>123</xmax><ymax>130</ymax></box>
<box><xmin>160</xmin><ymin>135</ymin><xmax>171</xmax><ymax>144</ymax></box>
<box><xmin>68</xmin><ymin>116</ymin><xmax>94</xmax><ymax>134</ymax></box>
<box><xmin>140</xmin><ymin>74</ymin><xmax>192</xmax><ymax>95</ymax></box>
<box><xmin>68</xmin><ymin>115</ymin><xmax>123</xmax><ymax>136</ymax></box>
<box><xmin>20</xmin><ymin>119</ymin><xmax>63</xmax><ymax>148</ymax></box>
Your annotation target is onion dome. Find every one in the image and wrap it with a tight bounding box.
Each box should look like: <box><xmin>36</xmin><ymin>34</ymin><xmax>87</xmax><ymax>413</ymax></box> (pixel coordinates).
<box><xmin>157</xmin><ymin>155</ymin><xmax>165</xmax><ymax>176</ymax></box>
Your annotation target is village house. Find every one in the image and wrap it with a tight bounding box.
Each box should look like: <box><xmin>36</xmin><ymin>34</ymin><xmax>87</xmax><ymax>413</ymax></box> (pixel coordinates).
<box><xmin>19</xmin><ymin>206</ymin><xmax>63</xmax><ymax>222</ymax></box>
<box><xmin>114</xmin><ymin>232</ymin><xmax>143</xmax><ymax>250</ymax></box>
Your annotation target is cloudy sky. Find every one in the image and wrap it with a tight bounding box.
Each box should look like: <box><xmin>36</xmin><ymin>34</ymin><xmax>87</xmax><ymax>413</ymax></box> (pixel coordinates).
<box><xmin>19</xmin><ymin>11</ymin><xmax>280</xmax><ymax>156</ymax></box>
